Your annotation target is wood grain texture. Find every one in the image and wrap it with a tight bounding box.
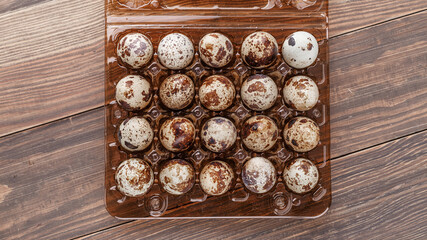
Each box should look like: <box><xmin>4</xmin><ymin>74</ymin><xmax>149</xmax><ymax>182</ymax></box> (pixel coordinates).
<box><xmin>1</xmin><ymin>107</ymin><xmax>425</xmax><ymax>239</ymax></box>
<box><xmin>0</xmin><ymin>0</ymin><xmax>426</xmax><ymax>137</ymax></box>
<box><xmin>79</xmin><ymin>131</ymin><xmax>427</xmax><ymax>240</ymax></box>
<box><xmin>329</xmin><ymin>11</ymin><xmax>427</xmax><ymax>157</ymax></box>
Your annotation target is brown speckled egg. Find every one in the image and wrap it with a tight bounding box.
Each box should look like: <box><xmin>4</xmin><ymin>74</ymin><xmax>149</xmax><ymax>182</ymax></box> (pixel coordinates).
<box><xmin>157</xmin><ymin>33</ymin><xmax>194</xmax><ymax>70</ymax></box>
<box><xmin>283</xmin><ymin>158</ymin><xmax>319</xmax><ymax>194</ymax></box>
<box><xmin>201</xmin><ymin>117</ymin><xmax>237</xmax><ymax>153</ymax></box>
<box><xmin>159</xmin><ymin>74</ymin><xmax>195</xmax><ymax>110</ymax></box>
<box><xmin>241</xmin><ymin>74</ymin><xmax>278</xmax><ymax>111</ymax></box>
<box><xmin>282</xmin><ymin>31</ymin><xmax>319</xmax><ymax>69</ymax></box>
<box><xmin>241</xmin><ymin>115</ymin><xmax>278</xmax><ymax>152</ymax></box>
<box><xmin>199</xmin><ymin>75</ymin><xmax>235</xmax><ymax>111</ymax></box>
<box><xmin>200</xmin><ymin>160</ymin><xmax>234</xmax><ymax>196</ymax></box>
<box><xmin>283</xmin><ymin>75</ymin><xmax>319</xmax><ymax>111</ymax></box>
<box><xmin>115</xmin><ymin>158</ymin><xmax>154</xmax><ymax>197</ymax></box>
<box><xmin>284</xmin><ymin>117</ymin><xmax>320</xmax><ymax>152</ymax></box>
<box><xmin>117</xmin><ymin>33</ymin><xmax>153</xmax><ymax>69</ymax></box>
<box><xmin>199</xmin><ymin>33</ymin><xmax>234</xmax><ymax>68</ymax></box>
<box><xmin>117</xmin><ymin>117</ymin><xmax>153</xmax><ymax>152</ymax></box>
<box><xmin>242</xmin><ymin>157</ymin><xmax>277</xmax><ymax>194</ymax></box>
<box><xmin>116</xmin><ymin>75</ymin><xmax>151</xmax><ymax>111</ymax></box>
<box><xmin>241</xmin><ymin>31</ymin><xmax>278</xmax><ymax>69</ymax></box>
<box><xmin>159</xmin><ymin>159</ymin><xmax>195</xmax><ymax>195</ymax></box>
<box><xmin>159</xmin><ymin>117</ymin><xmax>195</xmax><ymax>152</ymax></box>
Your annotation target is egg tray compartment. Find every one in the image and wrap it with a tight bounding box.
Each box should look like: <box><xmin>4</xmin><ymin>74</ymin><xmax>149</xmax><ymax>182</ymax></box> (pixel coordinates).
<box><xmin>104</xmin><ymin>21</ymin><xmax>331</xmax><ymax>218</ymax></box>
<box><xmin>109</xmin><ymin>0</ymin><xmax>326</xmax><ymax>12</ymax></box>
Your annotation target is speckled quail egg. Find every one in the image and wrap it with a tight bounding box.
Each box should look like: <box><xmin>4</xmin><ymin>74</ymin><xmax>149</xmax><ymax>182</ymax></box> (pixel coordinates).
<box><xmin>241</xmin><ymin>74</ymin><xmax>278</xmax><ymax>111</ymax></box>
<box><xmin>199</xmin><ymin>33</ymin><xmax>234</xmax><ymax>68</ymax></box>
<box><xmin>201</xmin><ymin>117</ymin><xmax>237</xmax><ymax>153</ymax></box>
<box><xmin>157</xmin><ymin>33</ymin><xmax>194</xmax><ymax>70</ymax></box>
<box><xmin>282</xmin><ymin>31</ymin><xmax>319</xmax><ymax>69</ymax></box>
<box><xmin>200</xmin><ymin>160</ymin><xmax>234</xmax><ymax>196</ymax></box>
<box><xmin>283</xmin><ymin>75</ymin><xmax>319</xmax><ymax>111</ymax></box>
<box><xmin>159</xmin><ymin>117</ymin><xmax>195</xmax><ymax>152</ymax></box>
<box><xmin>283</xmin><ymin>158</ymin><xmax>319</xmax><ymax>194</ymax></box>
<box><xmin>241</xmin><ymin>115</ymin><xmax>279</xmax><ymax>152</ymax></box>
<box><xmin>117</xmin><ymin>33</ymin><xmax>153</xmax><ymax>69</ymax></box>
<box><xmin>159</xmin><ymin>159</ymin><xmax>195</xmax><ymax>195</ymax></box>
<box><xmin>115</xmin><ymin>158</ymin><xmax>154</xmax><ymax>197</ymax></box>
<box><xmin>116</xmin><ymin>75</ymin><xmax>151</xmax><ymax>111</ymax></box>
<box><xmin>242</xmin><ymin>157</ymin><xmax>277</xmax><ymax>194</ymax></box>
<box><xmin>117</xmin><ymin>116</ymin><xmax>153</xmax><ymax>152</ymax></box>
<box><xmin>159</xmin><ymin>74</ymin><xmax>195</xmax><ymax>110</ymax></box>
<box><xmin>284</xmin><ymin>117</ymin><xmax>320</xmax><ymax>152</ymax></box>
<box><xmin>241</xmin><ymin>31</ymin><xmax>278</xmax><ymax>69</ymax></box>
<box><xmin>199</xmin><ymin>75</ymin><xmax>235</xmax><ymax>111</ymax></box>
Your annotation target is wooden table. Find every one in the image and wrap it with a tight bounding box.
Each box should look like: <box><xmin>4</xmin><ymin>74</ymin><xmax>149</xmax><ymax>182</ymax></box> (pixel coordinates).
<box><xmin>0</xmin><ymin>0</ymin><xmax>426</xmax><ymax>239</ymax></box>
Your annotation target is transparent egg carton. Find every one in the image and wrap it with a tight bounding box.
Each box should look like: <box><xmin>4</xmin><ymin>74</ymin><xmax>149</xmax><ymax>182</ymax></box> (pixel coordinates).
<box><xmin>105</xmin><ymin>0</ymin><xmax>330</xmax><ymax>218</ymax></box>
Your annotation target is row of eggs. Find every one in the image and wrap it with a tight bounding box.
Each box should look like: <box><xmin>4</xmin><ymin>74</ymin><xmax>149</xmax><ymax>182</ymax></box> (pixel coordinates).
<box><xmin>117</xmin><ymin>31</ymin><xmax>319</xmax><ymax>70</ymax></box>
<box><xmin>115</xmin><ymin>157</ymin><xmax>319</xmax><ymax>197</ymax></box>
<box><xmin>118</xmin><ymin>115</ymin><xmax>320</xmax><ymax>153</ymax></box>
<box><xmin>116</xmin><ymin>74</ymin><xmax>319</xmax><ymax>112</ymax></box>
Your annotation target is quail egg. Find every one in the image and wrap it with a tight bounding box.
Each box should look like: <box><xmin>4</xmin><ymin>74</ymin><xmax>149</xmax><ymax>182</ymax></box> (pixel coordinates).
<box><xmin>116</xmin><ymin>33</ymin><xmax>153</xmax><ymax>69</ymax></box>
<box><xmin>199</xmin><ymin>33</ymin><xmax>234</xmax><ymax>68</ymax></box>
<box><xmin>242</xmin><ymin>115</ymin><xmax>279</xmax><ymax>152</ymax></box>
<box><xmin>282</xmin><ymin>31</ymin><xmax>319</xmax><ymax>69</ymax></box>
<box><xmin>284</xmin><ymin>117</ymin><xmax>320</xmax><ymax>152</ymax></box>
<box><xmin>157</xmin><ymin>33</ymin><xmax>194</xmax><ymax>70</ymax></box>
<box><xmin>241</xmin><ymin>74</ymin><xmax>278</xmax><ymax>111</ymax></box>
<box><xmin>115</xmin><ymin>158</ymin><xmax>154</xmax><ymax>197</ymax></box>
<box><xmin>283</xmin><ymin>75</ymin><xmax>319</xmax><ymax>111</ymax></box>
<box><xmin>159</xmin><ymin>159</ymin><xmax>195</xmax><ymax>195</ymax></box>
<box><xmin>116</xmin><ymin>75</ymin><xmax>151</xmax><ymax>111</ymax></box>
<box><xmin>159</xmin><ymin>74</ymin><xmax>195</xmax><ymax>110</ymax></box>
<box><xmin>117</xmin><ymin>116</ymin><xmax>153</xmax><ymax>152</ymax></box>
<box><xmin>241</xmin><ymin>31</ymin><xmax>278</xmax><ymax>69</ymax></box>
<box><xmin>159</xmin><ymin>117</ymin><xmax>195</xmax><ymax>152</ymax></box>
<box><xmin>201</xmin><ymin>117</ymin><xmax>237</xmax><ymax>153</ymax></box>
<box><xmin>200</xmin><ymin>160</ymin><xmax>234</xmax><ymax>196</ymax></box>
<box><xmin>242</xmin><ymin>157</ymin><xmax>277</xmax><ymax>194</ymax></box>
<box><xmin>283</xmin><ymin>158</ymin><xmax>319</xmax><ymax>194</ymax></box>
<box><xmin>199</xmin><ymin>75</ymin><xmax>235</xmax><ymax>111</ymax></box>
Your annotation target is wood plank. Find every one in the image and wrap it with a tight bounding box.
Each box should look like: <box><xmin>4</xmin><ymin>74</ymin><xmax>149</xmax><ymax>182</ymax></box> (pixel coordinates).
<box><xmin>329</xmin><ymin>0</ymin><xmax>427</xmax><ymax>36</ymax></box>
<box><xmin>0</xmin><ymin>0</ymin><xmax>426</xmax><ymax>137</ymax></box>
<box><xmin>80</xmin><ymin>129</ymin><xmax>427</xmax><ymax>240</ymax></box>
<box><xmin>0</xmin><ymin>0</ymin><xmax>105</xmax><ymax>137</ymax></box>
<box><xmin>329</xmin><ymin>11</ymin><xmax>427</xmax><ymax>156</ymax></box>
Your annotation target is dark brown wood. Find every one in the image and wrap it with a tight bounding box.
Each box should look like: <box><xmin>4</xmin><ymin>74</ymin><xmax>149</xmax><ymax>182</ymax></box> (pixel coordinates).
<box><xmin>0</xmin><ymin>0</ymin><xmax>425</xmax><ymax>239</ymax></box>
<box><xmin>79</xmin><ymin>130</ymin><xmax>427</xmax><ymax>240</ymax></box>
<box><xmin>1</xmin><ymin>0</ymin><xmax>425</xmax><ymax>137</ymax></box>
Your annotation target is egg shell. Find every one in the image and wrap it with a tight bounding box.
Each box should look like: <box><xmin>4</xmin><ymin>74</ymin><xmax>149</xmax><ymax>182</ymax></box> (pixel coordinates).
<box><xmin>283</xmin><ymin>75</ymin><xmax>319</xmax><ymax>111</ymax></box>
<box><xmin>242</xmin><ymin>157</ymin><xmax>277</xmax><ymax>194</ymax></box>
<box><xmin>117</xmin><ymin>33</ymin><xmax>153</xmax><ymax>69</ymax></box>
<box><xmin>116</xmin><ymin>75</ymin><xmax>151</xmax><ymax>111</ymax></box>
<box><xmin>159</xmin><ymin>74</ymin><xmax>195</xmax><ymax>110</ymax></box>
<box><xmin>199</xmin><ymin>33</ymin><xmax>234</xmax><ymax>68</ymax></box>
<box><xmin>282</xmin><ymin>31</ymin><xmax>319</xmax><ymax>69</ymax></box>
<box><xmin>283</xmin><ymin>158</ymin><xmax>319</xmax><ymax>194</ymax></box>
<box><xmin>241</xmin><ymin>31</ymin><xmax>278</xmax><ymax>69</ymax></box>
<box><xmin>157</xmin><ymin>33</ymin><xmax>194</xmax><ymax>70</ymax></box>
<box><xmin>284</xmin><ymin>117</ymin><xmax>320</xmax><ymax>152</ymax></box>
<box><xmin>200</xmin><ymin>160</ymin><xmax>234</xmax><ymax>196</ymax></box>
<box><xmin>115</xmin><ymin>158</ymin><xmax>154</xmax><ymax>197</ymax></box>
<box><xmin>201</xmin><ymin>117</ymin><xmax>237</xmax><ymax>153</ymax></box>
<box><xmin>241</xmin><ymin>74</ymin><xmax>278</xmax><ymax>111</ymax></box>
<box><xmin>199</xmin><ymin>75</ymin><xmax>235</xmax><ymax>111</ymax></box>
<box><xmin>117</xmin><ymin>116</ymin><xmax>153</xmax><ymax>152</ymax></box>
<box><xmin>241</xmin><ymin>115</ymin><xmax>279</xmax><ymax>152</ymax></box>
<box><xmin>159</xmin><ymin>117</ymin><xmax>195</xmax><ymax>152</ymax></box>
<box><xmin>159</xmin><ymin>159</ymin><xmax>195</xmax><ymax>195</ymax></box>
